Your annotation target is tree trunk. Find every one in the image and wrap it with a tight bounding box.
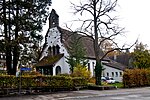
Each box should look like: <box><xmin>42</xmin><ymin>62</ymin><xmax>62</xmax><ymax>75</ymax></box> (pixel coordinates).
<box><xmin>95</xmin><ymin>61</ymin><xmax>102</xmax><ymax>85</ymax></box>
<box><xmin>93</xmin><ymin>0</ymin><xmax>102</xmax><ymax>85</ymax></box>
<box><xmin>3</xmin><ymin>0</ymin><xmax>12</xmax><ymax>75</ymax></box>
<box><xmin>12</xmin><ymin>0</ymin><xmax>19</xmax><ymax>75</ymax></box>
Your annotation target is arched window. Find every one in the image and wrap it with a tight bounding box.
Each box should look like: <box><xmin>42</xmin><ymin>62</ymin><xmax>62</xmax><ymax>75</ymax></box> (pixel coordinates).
<box><xmin>56</xmin><ymin>66</ymin><xmax>61</xmax><ymax>75</ymax></box>
<box><xmin>56</xmin><ymin>45</ymin><xmax>60</xmax><ymax>54</ymax></box>
<box><xmin>48</xmin><ymin>47</ymin><xmax>52</xmax><ymax>56</ymax></box>
<box><xmin>53</xmin><ymin>46</ymin><xmax>55</xmax><ymax>55</ymax></box>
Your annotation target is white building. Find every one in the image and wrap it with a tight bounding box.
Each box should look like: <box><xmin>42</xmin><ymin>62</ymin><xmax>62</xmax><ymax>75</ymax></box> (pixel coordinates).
<box><xmin>35</xmin><ymin>9</ymin><xmax>127</xmax><ymax>82</ymax></box>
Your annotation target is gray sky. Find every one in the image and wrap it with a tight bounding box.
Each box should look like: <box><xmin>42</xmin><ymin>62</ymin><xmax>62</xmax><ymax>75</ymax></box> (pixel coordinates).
<box><xmin>43</xmin><ymin>0</ymin><xmax>150</xmax><ymax>49</ymax></box>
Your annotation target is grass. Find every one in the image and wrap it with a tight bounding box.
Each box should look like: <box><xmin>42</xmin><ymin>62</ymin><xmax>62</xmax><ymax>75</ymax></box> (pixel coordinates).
<box><xmin>88</xmin><ymin>78</ymin><xmax>124</xmax><ymax>88</ymax></box>
<box><xmin>88</xmin><ymin>82</ymin><xmax>124</xmax><ymax>88</ymax></box>
<box><xmin>102</xmin><ymin>82</ymin><xmax>124</xmax><ymax>88</ymax></box>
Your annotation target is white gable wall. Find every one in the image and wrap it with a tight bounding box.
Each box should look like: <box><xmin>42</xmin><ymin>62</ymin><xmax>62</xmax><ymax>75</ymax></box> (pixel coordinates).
<box><xmin>40</xmin><ymin>27</ymin><xmax>70</xmax><ymax>61</ymax></box>
<box><xmin>53</xmin><ymin>56</ymin><xmax>70</xmax><ymax>75</ymax></box>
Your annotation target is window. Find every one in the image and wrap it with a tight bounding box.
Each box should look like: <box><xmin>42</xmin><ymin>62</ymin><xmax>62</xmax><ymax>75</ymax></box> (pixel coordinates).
<box><xmin>107</xmin><ymin>72</ymin><xmax>109</xmax><ymax>77</ymax></box>
<box><xmin>92</xmin><ymin>62</ymin><xmax>95</xmax><ymax>67</ymax></box>
<box><xmin>56</xmin><ymin>66</ymin><xmax>61</xmax><ymax>75</ymax></box>
<box><xmin>115</xmin><ymin>72</ymin><xmax>118</xmax><ymax>77</ymax></box>
<box><xmin>120</xmin><ymin>72</ymin><xmax>122</xmax><ymax>77</ymax></box>
<box><xmin>56</xmin><ymin>45</ymin><xmax>60</xmax><ymax>54</ymax></box>
<box><xmin>53</xmin><ymin>46</ymin><xmax>55</xmax><ymax>55</ymax></box>
<box><xmin>48</xmin><ymin>47</ymin><xmax>52</xmax><ymax>56</ymax></box>
<box><xmin>3</xmin><ymin>55</ymin><xmax>6</xmax><ymax>59</ymax></box>
<box><xmin>112</xmin><ymin>72</ymin><xmax>114</xmax><ymax>77</ymax></box>
<box><xmin>88</xmin><ymin>63</ymin><xmax>90</xmax><ymax>71</ymax></box>
<box><xmin>92</xmin><ymin>62</ymin><xmax>95</xmax><ymax>77</ymax></box>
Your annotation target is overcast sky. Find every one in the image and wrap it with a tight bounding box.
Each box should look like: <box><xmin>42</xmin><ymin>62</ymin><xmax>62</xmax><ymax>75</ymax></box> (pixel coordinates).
<box><xmin>43</xmin><ymin>0</ymin><xmax>150</xmax><ymax>49</ymax></box>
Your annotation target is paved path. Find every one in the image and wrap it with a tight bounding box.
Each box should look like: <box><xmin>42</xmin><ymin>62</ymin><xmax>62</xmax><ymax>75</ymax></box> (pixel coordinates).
<box><xmin>1</xmin><ymin>87</ymin><xmax>150</xmax><ymax>100</ymax></box>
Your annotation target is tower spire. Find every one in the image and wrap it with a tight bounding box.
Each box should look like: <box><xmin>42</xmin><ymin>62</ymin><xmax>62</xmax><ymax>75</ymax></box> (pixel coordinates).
<box><xmin>49</xmin><ymin>9</ymin><xmax>59</xmax><ymax>28</ymax></box>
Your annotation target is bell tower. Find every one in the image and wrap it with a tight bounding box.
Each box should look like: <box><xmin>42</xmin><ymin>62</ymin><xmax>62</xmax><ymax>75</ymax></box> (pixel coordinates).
<box><xmin>49</xmin><ymin>9</ymin><xmax>59</xmax><ymax>28</ymax></box>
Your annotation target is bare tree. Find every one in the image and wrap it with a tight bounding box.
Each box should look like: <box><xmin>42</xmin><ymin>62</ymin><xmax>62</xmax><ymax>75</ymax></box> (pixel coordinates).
<box><xmin>71</xmin><ymin>0</ymin><xmax>136</xmax><ymax>85</ymax></box>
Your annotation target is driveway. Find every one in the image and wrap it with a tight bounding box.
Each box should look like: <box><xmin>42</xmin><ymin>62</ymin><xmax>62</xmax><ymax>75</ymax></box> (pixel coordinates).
<box><xmin>1</xmin><ymin>87</ymin><xmax>150</xmax><ymax>100</ymax></box>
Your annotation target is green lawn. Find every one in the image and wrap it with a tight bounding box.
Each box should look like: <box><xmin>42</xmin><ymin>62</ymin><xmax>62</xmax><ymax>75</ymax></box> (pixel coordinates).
<box><xmin>102</xmin><ymin>82</ymin><xmax>124</xmax><ymax>88</ymax></box>
<box><xmin>88</xmin><ymin>82</ymin><xmax>124</xmax><ymax>88</ymax></box>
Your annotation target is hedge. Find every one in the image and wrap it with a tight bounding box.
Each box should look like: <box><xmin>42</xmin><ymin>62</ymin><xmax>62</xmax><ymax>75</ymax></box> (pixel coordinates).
<box><xmin>0</xmin><ymin>75</ymin><xmax>87</xmax><ymax>89</ymax></box>
<box><xmin>123</xmin><ymin>69</ymin><xmax>150</xmax><ymax>88</ymax></box>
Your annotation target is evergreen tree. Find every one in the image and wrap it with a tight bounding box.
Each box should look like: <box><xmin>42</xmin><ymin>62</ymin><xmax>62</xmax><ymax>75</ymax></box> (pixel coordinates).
<box><xmin>67</xmin><ymin>33</ymin><xmax>88</xmax><ymax>73</ymax></box>
<box><xmin>0</xmin><ymin>0</ymin><xmax>51</xmax><ymax>75</ymax></box>
<box><xmin>132</xmin><ymin>42</ymin><xmax>150</xmax><ymax>69</ymax></box>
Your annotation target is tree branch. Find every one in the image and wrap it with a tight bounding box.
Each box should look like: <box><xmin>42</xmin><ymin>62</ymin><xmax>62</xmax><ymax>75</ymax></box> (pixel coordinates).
<box><xmin>100</xmin><ymin>39</ymin><xmax>138</xmax><ymax>60</ymax></box>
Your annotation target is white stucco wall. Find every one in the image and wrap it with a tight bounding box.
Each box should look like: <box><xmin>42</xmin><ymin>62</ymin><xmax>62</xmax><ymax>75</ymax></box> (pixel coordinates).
<box><xmin>86</xmin><ymin>59</ymin><xmax>123</xmax><ymax>82</ymax></box>
<box><xmin>102</xmin><ymin>64</ymin><xmax>123</xmax><ymax>82</ymax></box>
<box><xmin>86</xmin><ymin>59</ymin><xmax>96</xmax><ymax>77</ymax></box>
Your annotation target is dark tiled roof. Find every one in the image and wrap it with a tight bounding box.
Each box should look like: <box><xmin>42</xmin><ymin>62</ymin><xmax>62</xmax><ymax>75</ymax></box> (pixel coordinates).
<box><xmin>102</xmin><ymin>60</ymin><xmax>127</xmax><ymax>71</ymax></box>
<box><xmin>35</xmin><ymin>54</ymin><xmax>64</xmax><ymax>67</ymax></box>
<box><xmin>109</xmin><ymin>53</ymin><xmax>132</xmax><ymax>67</ymax></box>
<box><xmin>58</xmin><ymin>27</ymin><xmax>104</xmax><ymax>59</ymax></box>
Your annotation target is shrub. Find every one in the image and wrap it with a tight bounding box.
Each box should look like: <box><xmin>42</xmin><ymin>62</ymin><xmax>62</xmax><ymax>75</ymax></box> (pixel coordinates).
<box><xmin>21</xmin><ymin>71</ymin><xmax>42</xmax><ymax>76</ymax></box>
<box><xmin>71</xmin><ymin>64</ymin><xmax>91</xmax><ymax>80</ymax></box>
<box><xmin>123</xmin><ymin>68</ymin><xmax>150</xmax><ymax>88</ymax></box>
<box><xmin>88</xmin><ymin>77</ymin><xmax>96</xmax><ymax>84</ymax></box>
<box><xmin>0</xmin><ymin>70</ymin><xmax>7</xmax><ymax>75</ymax></box>
<box><xmin>72</xmin><ymin>77</ymin><xmax>88</xmax><ymax>87</ymax></box>
<box><xmin>0</xmin><ymin>75</ymin><xmax>17</xmax><ymax>88</ymax></box>
<box><xmin>0</xmin><ymin>75</ymin><xmax>87</xmax><ymax>89</ymax></box>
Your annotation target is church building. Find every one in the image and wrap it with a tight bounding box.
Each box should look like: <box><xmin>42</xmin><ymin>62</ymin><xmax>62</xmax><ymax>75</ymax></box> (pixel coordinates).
<box><xmin>35</xmin><ymin>9</ymin><xmax>127</xmax><ymax>82</ymax></box>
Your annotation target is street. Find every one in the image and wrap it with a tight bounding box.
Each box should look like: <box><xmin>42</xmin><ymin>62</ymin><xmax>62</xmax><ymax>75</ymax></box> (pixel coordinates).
<box><xmin>1</xmin><ymin>87</ymin><xmax>150</xmax><ymax>100</ymax></box>
<box><xmin>70</xmin><ymin>92</ymin><xmax>150</xmax><ymax>100</ymax></box>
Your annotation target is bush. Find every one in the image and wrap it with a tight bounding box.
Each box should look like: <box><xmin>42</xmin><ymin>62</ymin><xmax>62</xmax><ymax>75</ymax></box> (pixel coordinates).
<box><xmin>72</xmin><ymin>77</ymin><xmax>88</xmax><ymax>87</ymax></box>
<box><xmin>123</xmin><ymin>68</ymin><xmax>150</xmax><ymax>88</ymax></box>
<box><xmin>0</xmin><ymin>75</ymin><xmax>17</xmax><ymax>88</ymax></box>
<box><xmin>0</xmin><ymin>70</ymin><xmax>7</xmax><ymax>75</ymax></box>
<box><xmin>71</xmin><ymin>64</ymin><xmax>91</xmax><ymax>80</ymax></box>
<box><xmin>0</xmin><ymin>75</ymin><xmax>87</xmax><ymax>89</ymax></box>
<box><xmin>88</xmin><ymin>77</ymin><xmax>96</xmax><ymax>84</ymax></box>
<box><xmin>21</xmin><ymin>71</ymin><xmax>42</xmax><ymax>76</ymax></box>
